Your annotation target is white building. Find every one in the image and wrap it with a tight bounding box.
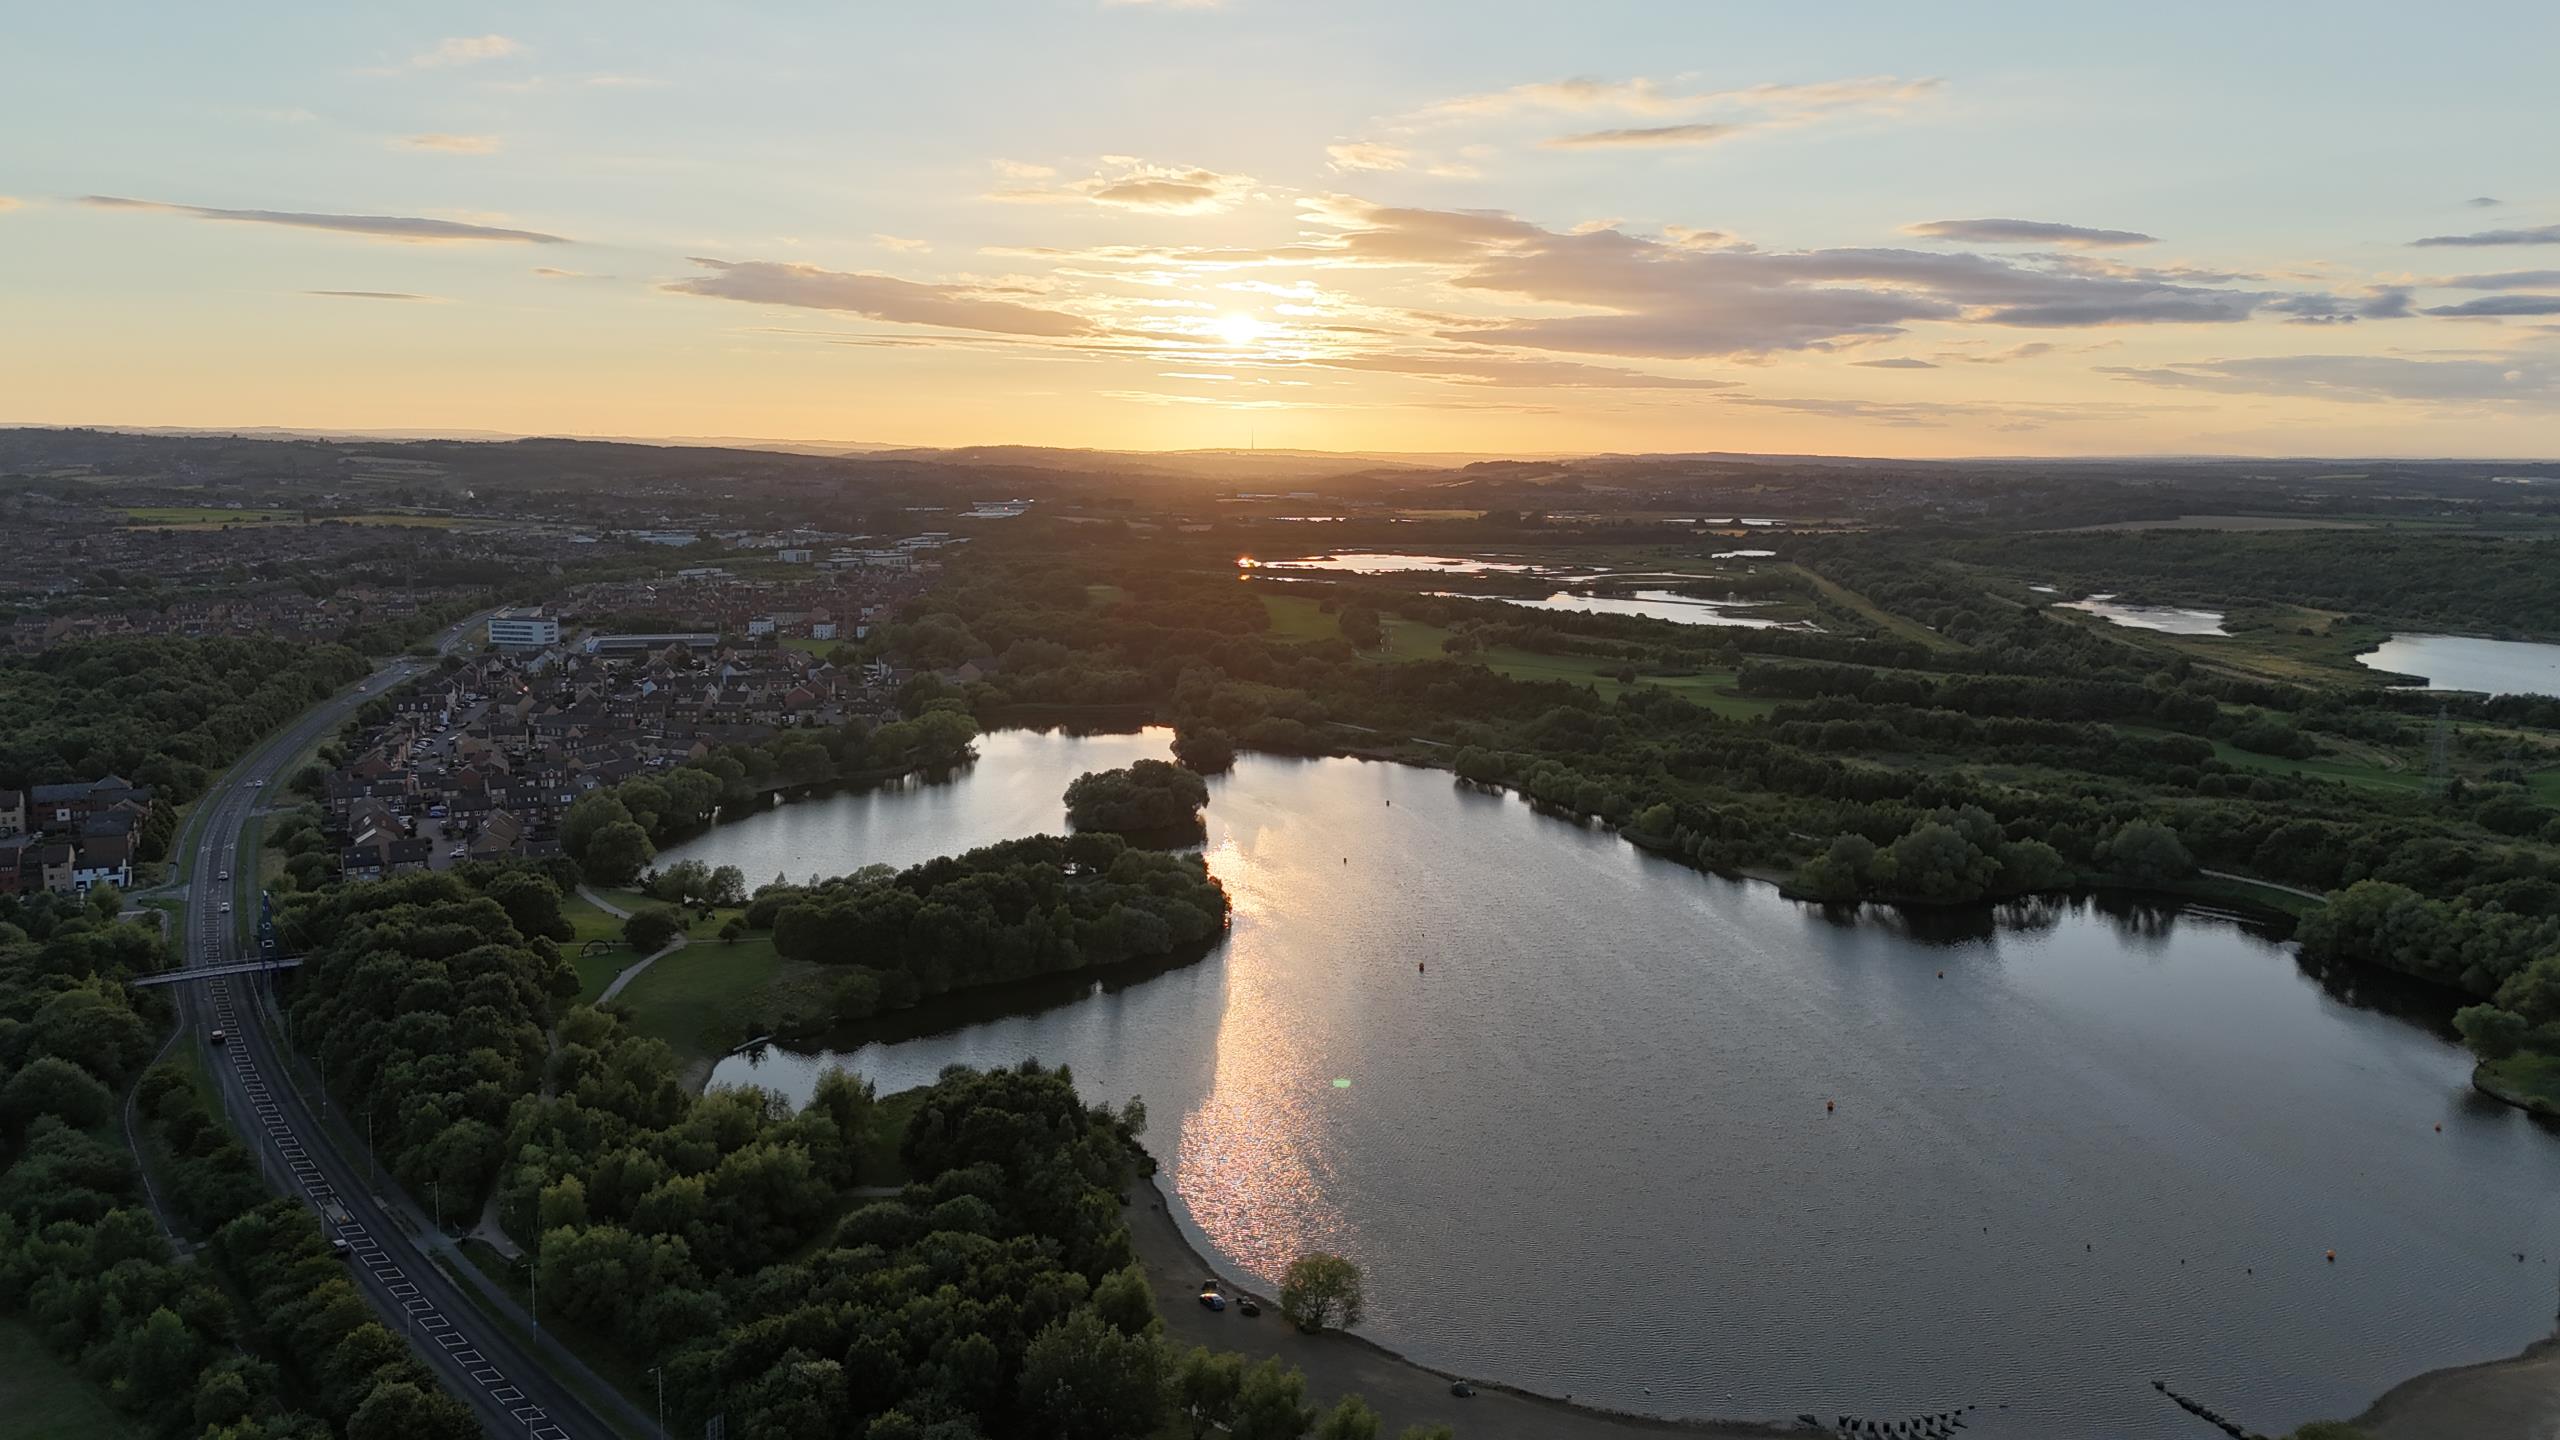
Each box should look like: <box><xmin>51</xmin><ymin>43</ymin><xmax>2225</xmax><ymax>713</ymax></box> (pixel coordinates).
<box><xmin>488</xmin><ymin>610</ymin><xmax>561</xmax><ymax>650</ymax></box>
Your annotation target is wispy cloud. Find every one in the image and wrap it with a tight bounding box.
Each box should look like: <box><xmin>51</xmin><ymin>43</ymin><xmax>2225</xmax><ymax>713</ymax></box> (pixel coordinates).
<box><xmin>2411</xmin><ymin>223</ymin><xmax>2560</xmax><ymax>247</ymax></box>
<box><xmin>873</xmin><ymin>234</ymin><xmax>933</xmax><ymax>253</ymax></box>
<box><xmin>1904</xmin><ymin>218</ymin><xmax>2157</xmax><ymax>249</ymax></box>
<box><xmin>2437</xmin><ymin>270</ymin><xmax>2560</xmax><ymax>291</ymax></box>
<box><xmin>304</xmin><ymin>290</ymin><xmax>441</xmax><ymax>302</ymax></box>
<box><xmin>395</xmin><ymin>133</ymin><xmax>503</xmax><ymax>155</ymax></box>
<box><xmin>80</xmin><ymin>195</ymin><xmax>567</xmax><ymax>244</ymax></box>
<box><xmin>408</xmin><ymin>34</ymin><xmax>520</xmax><ymax>69</ymax></box>
<box><xmin>666</xmin><ymin>258</ymin><xmax>1097</xmax><ymax>336</ymax></box>
<box><xmin>1544</xmin><ymin>123</ymin><xmax>1740</xmax><ymax>150</ymax></box>
<box><xmin>1853</xmin><ymin>357</ymin><xmax>1939</xmax><ymax>369</ymax></box>
<box><xmin>988</xmin><ymin>157</ymin><xmax>1254</xmax><ymax>215</ymax></box>
<box><xmin>0</xmin><ymin>196</ymin><xmax>20</xmax><ymax>213</ymax></box>
<box><xmin>2104</xmin><ymin>353</ymin><xmax>2560</xmax><ymax>406</ymax></box>
<box><xmin>1326</xmin><ymin>141</ymin><xmax>1411</xmax><ymax>173</ymax></box>
<box><xmin>2467</xmin><ymin>196</ymin><xmax>2504</xmax><ymax>208</ymax></box>
<box><xmin>2421</xmin><ymin>295</ymin><xmax>2560</xmax><ymax>317</ymax></box>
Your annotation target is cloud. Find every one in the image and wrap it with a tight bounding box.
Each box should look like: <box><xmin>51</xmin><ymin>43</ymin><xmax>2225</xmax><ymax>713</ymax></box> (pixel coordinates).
<box><xmin>2422</xmin><ymin>295</ymin><xmax>2560</xmax><ymax>317</ymax></box>
<box><xmin>2467</xmin><ymin>196</ymin><xmax>2504</xmax><ymax>208</ymax></box>
<box><xmin>1326</xmin><ymin>141</ymin><xmax>1410</xmax><ymax>173</ymax></box>
<box><xmin>2410</xmin><ymin>223</ymin><xmax>2560</xmax><ymax>247</ymax></box>
<box><xmin>396</xmin><ymin>133</ymin><xmax>502</xmax><ymax>154</ymax></box>
<box><xmin>80</xmin><ymin>195</ymin><xmax>566</xmax><ymax>244</ymax></box>
<box><xmin>1307</xmin><ymin>350</ymin><xmax>1738</xmax><ymax>391</ymax></box>
<box><xmin>989</xmin><ymin>158</ymin><xmax>1254</xmax><ymax>215</ymax></box>
<box><xmin>1292</xmin><ymin>199</ymin><xmax>2276</xmax><ymax>358</ymax></box>
<box><xmin>1933</xmin><ymin>341</ymin><xmax>2059</xmax><ymax>364</ymax></box>
<box><xmin>873</xmin><ymin>234</ymin><xmax>933</xmax><ymax>253</ymax></box>
<box><xmin>665</xmin><ymin>257</ymin><xmax>1096</xmax><ymax>336</ymax></box>
<box><xmin>0</xmin><ymin>196</ymin><xmax>19</xmax><ymax>212</ymax></box>
<box><xmin>1903</xmin><ymin>218</ymin><xmax>2157</xmax><ymax>249</ymax></box>
<box><xmin>2437</xmin><ymin>270</ymin><xmax>2560</xmax><ymax>290</ymax></box>
<box><xmin>1100</xmin><ymin>0</ymin><xmax>1223</xmax><ymax>7</ymax></box>
<box><xmin>1853</xmin><ymin>357</ymin><xmax>1939</xmax><ymax>369</ymax></box>
<box><xmin>2103</xmin><ymin>354</ymin><xmax>2560</xmax><ymax>407</ymax></box>
<box><xmin>2264</xmin><ymin>286</ymin><xmax>2413</xmax><ymax>324</ymax></box>
<box><xmin>1544</xmin><ymin>123</ymin><xmax>1740</xmax><ymax>150</ymax></box>
<box><xmin>303</xmin><ymin>290</ymin><xmax>440</xmax><ymax>301</ymax></box>
<box><xmin>1422</xmin><ymin>74</ymin><xmax>1935</xmax><ymax>123</ymax></box>
<box><xmin>410</xmin><ymin>34</ymin><xmax>520</xmax><ymax>68</ymax></box>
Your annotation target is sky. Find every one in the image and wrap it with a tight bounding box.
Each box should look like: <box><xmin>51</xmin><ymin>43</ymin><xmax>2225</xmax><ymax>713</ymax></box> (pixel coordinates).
<box><xmin>6</xmin><ymin>1</ymin><xmax>2560</xmax><ymax>458</ymax></box>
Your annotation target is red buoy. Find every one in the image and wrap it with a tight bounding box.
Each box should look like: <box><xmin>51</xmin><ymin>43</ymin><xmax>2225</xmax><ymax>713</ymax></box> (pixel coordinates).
<box><xmin>2325</xmin><ymin>1249</ymin><xmax>2337</xmax><ymax>1263</ymax></box>
<box><xmin>1825</xmin><ymin>1099</ymin><xmax>1835</xmax><ymax>1113</ymax></box>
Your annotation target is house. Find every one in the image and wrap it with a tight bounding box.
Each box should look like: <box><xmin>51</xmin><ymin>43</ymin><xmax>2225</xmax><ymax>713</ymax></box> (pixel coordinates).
<box><xmin>0</xmin><ymin>789</ymin><xmax>23</xmax><ymax>838</ymax></box>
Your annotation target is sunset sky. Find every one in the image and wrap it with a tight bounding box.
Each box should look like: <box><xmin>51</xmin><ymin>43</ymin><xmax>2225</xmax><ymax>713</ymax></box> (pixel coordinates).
<box><xmin>8</xmin><ymin>2</ymin><xmax>2559</xmax><ymax>457</ymax></box>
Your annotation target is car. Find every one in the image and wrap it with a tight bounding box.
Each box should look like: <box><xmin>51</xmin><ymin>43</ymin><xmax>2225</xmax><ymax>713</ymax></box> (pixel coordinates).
<box><xmin>217</xmin><ymin>869</ymin><xmax>230</xmax><ymax>880</ymax></box>
<box><xmin>329</xmin><ymin>1237</ymin><xmax>352</xmax><ymax>1259</ymax></box>
<box><xmin>1449</xmin><ymin>1382</ymin><xmax>1476</xmax><ymax>1399</ymax></box>
<box><xmin>1237</xmin><ymin>1297</ymin><xmax>1261</xmax><ymax>1318</ymax></box>
<box><xmin>1197</xmin><ymin>1289</ymin><xmax>1226</xmax><ymax>1312</ymax></box>
<box><xmin>218</xmin><ymin>902</ymin><xmax>231</xmax><ymax>913</ymax></box>
<box><xmin>209</xmin><ymin>1029</ymin><xmax>227</xmax><ymax>1044</ymax></box>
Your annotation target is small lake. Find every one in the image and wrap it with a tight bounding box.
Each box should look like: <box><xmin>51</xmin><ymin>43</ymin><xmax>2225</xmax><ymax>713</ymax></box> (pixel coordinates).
<box><xmin>1242</xmin><ymin>552</ymin><xmax>1539</xmax><ymax>576</ymax></box>
<box><xmin>2357</xmin><ymin>634</ymin><xmax>2560</xmax><ymax>698</ymax></box>
<box><xmin>2059</xmin><ymin>595</ymin><xmax>2229</xmax><ymax>636</ymax></box>
<box><xmin>669</xmin><ymin>730</ymin><xmax>2560</xmax><ymax>1440</ymax></box>
<box><xmin>1433</xmin><ymin>589</ymin><xmax>1814</xmax><ymax>630</ymax></box>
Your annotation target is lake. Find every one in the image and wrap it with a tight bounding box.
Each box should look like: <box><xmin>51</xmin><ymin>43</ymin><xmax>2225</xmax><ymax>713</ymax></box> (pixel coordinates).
<box><xmin>668</xmin><ymin>730</ymin><xmax>2560</xmax><ymax>1440</ymax></box>
<box><xmin>1432</xmin><ymin>588</ymin><xmax>1814</xmax><ymax>630</ymax></box>
<box><xmin>2357</xmin><ymin>634</ymin><xmax>2560</xmax><ymax>698</ymax></box>
<box><xmin>1242</xmin><ymin>552</ymin><xmax>1539</xmax><ymax>576</ymax></box>
<box><xmin>2059</xmin><ymin>595</ymin><xmax>2229</xmax><ymax>636</ymax></box>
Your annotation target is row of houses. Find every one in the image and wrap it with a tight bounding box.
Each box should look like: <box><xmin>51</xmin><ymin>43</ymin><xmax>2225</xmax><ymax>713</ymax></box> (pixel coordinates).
<box><xmin>320</xmin><ymin>638</ymin><xmax>894</xmax><ymax>880</ymax></box>
<box><xmin>0</xmin><ymin>776</ymin><xmax>152</xmax><ymax>895</ymax></box>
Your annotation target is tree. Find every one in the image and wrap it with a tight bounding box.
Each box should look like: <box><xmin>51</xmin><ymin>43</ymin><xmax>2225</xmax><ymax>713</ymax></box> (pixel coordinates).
<box><xmin>2456</xmin><ymin>1003</ymin><xmax>2530</xmax><ymax>1060</ymax></box>
<box><xmin>1063</xmin><ymin>760</ymin><xmax>1211</xmax><ymax>832</ymax></box>
<box><xmin>1229</xmin><ymin>1358</ymin><xmax>1316</xmax><ymax>1440</ymax></box>
<box><xmin>624</xmin><ymin>905</ymin><xmax>685</xmax><ymax>954</ymax></box>
<box><xmin>2100</xmin><ymin>820</ymin><xmax>2194</xmax><ymax>884</ymax></box>
<box><xmin>1016</xmin><ymin>1311</ymin><xmax>1168</xmax><ymax>1440</ymax></box>
<box><xmin>719</xmin><ymin>917</ymin><xmax>746</xmax><ymax>944</ymax></box>
<box><xmin>3</xmin><ymin>1055</ymin><xmax>115</xmax><ymax>1130</ymax></box>
<box><xmin>1315</xmin><ymin>1396</ymin><xmax>1382</xmax><ymax>1440</ymax></box>
<box><xmin>1171</xmin><ymin>1347</ymin><xmax>1244</xmax><ymax>1440</ymax></box>
<box><xmin>1278</xmin><ymin>1251</ymin><xmax>1365</xmax><ymax>1332</ymax></box>
<box><xmin>1337</xmin><ymin>604</ymin><xmax>1383</xmax><ymax>650</ymax></box>
<box><xmin>1172</xmin><ymin>727</ymin><xmax>1237</xmax><ymax>775</ymax></box>
<box><xmin>584</xmin><ymin>820</ymin><xmax>656</xmax><ymax>886</ymax></box>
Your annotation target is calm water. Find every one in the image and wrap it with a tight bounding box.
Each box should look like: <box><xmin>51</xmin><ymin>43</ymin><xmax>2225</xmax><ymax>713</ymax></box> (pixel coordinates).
<box><xmin>676</xmin><ymin>731</ymin><xmax>2560</xmax><ymax>1440</ymax></box>
<box><xmin>2060</xmin><ymin>595</ymin><xmax>2229</xmax><ymax>636</ymax></box>
<box><xmin>1432</xmin><ymin>589</ymin><xmax>1812</xmax><ymax>630</ymax></box>
<box><xmin>1241</xmin><ymin>552</ymin><xmax>1539</xmax><ymax>576</ymax></box>
<box><xmin>2358</xmin><ymin>634</ymin><xmax>2560</xmax><ymax>698</ymax></box>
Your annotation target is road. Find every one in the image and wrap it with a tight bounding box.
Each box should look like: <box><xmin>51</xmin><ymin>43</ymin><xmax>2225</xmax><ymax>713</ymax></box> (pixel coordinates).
<box><xmin>171</xmin><ymin>617</ymin><xmax>640</xmax><ymax>1440</ymax></box>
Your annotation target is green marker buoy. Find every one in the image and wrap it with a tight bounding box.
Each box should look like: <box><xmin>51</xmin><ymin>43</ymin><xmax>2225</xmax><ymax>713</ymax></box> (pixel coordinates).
<box><xmin>1332</xmin><ymin>1078</ymin><xmax>1352</xmax><ymax>1089</ymax></box>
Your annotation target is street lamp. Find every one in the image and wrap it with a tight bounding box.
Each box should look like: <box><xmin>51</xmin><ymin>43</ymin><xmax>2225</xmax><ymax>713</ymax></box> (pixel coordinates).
<box><xmin>651</xmin><ymin>1365</ymin><xmax>666</xmax><ymax>1438</ymax></box>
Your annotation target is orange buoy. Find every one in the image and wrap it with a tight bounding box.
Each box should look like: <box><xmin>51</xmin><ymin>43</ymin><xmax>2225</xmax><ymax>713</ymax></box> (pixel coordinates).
<box><xmin>2325</xmin><ymin>1250</ymin><xmax>2336</xmax><ymax>1263</ymax></box>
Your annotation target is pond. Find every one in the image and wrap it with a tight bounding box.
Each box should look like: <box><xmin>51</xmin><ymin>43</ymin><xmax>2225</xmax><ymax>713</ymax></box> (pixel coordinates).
<box><xmin>1431</xmin><ymin>588</ymin><xmax>1815</xmax><ymax>630</ymax></box>
<box><xmin>667</xmin><ymin>730</ymin><xmax>2560</xmax><ymax>1440</ymax></box>
<box><xmin>2058</xmin><ymin>594</ymin><xmax>2229</xmax><ymax>636</ymax></box>
<box><xmin>1241</xmin><ymin>552</ymin><xmax>1540</xmax><ymax>576</ymax></box>
<box><xmin>2357</xmin><ymin>633</ymin><xmax>2560</xmax><ymax>699</ymax></box>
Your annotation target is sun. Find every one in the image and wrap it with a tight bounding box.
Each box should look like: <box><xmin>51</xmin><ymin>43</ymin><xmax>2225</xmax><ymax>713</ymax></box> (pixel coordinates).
<box><xmin>1213</xmin><ymin>312</ymin><xmax>1266</xmax><ymax>348</ymax></box>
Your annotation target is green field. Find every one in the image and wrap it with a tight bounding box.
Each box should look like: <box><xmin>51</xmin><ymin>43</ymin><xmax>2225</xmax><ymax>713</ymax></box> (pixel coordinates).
<box><xmin>1259</xmin><ymin>591</ymin><xmax>1345</xmax><ymax>642</ymax></box>
<box><xmin>1377</xmin><ymin>615</ymin><xmax>1777</xmax><ymax>719</ymax></box>
<box><xmin>2479</xmin><ymin>1051</ymin><xmax>2560</xmax><ymax>1115</ymax></box>
<box><xmin>614</xmin><ymin>935</ymin><xmax>808</xmax><ymax>1072</ymax></box>
<box><xmin>2534</xmin><ymin>770</ymin><xmax>2560</xmax><ymax>806</ymax></box>
<box><xmin>118</xmin><ymin>504</ymin><xmax>294</xmax><ymax>524</ymax></box>
<box><xmin>0</xmin><ymin>1317</ymin><xmax>142</xmax><ymax>1440</ymax></box>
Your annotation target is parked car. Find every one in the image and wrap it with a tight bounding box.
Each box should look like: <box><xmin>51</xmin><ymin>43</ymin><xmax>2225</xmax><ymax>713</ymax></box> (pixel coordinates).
<box><xmin>1237</xmin><ymin>1297</ymin><xmax>1261</xmax><ymax>1318</ymax></box>
<box><xmin>1449</xmin><ymin>1382</ymin><xmax>1476</xmax><ymax>1399</ymax></box>
<box><xmin>1197</xmin><ymin>1279</ymin><xmax>1226</xmax><ymax>1312</ymax></box>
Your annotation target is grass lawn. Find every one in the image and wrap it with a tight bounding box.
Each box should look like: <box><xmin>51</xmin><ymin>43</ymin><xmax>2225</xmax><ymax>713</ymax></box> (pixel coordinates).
<box><xmin>779</xmin><ymin>635</ymin><xmax>842</xmax><ymax>656</ymax></box>
<box><xmin>1375</xmin><ymin>616</ymin><xmax>1775</xmax><ymax>720</ymax></box>
<box><xmin>0</xmin><ymin>1316</ymin><xmax>143</xmax><ymax>1440</ymax></box>
<box><xmin>1259</xmin><ymin>591</ymin><xmax>1344</xmax><ymax>643</ymax></box>
<box><xmin>861</xmin><ymin>1086</ymin><xmax>930</xmax><ymax>1186</ymax></box>
<box><xmin>1789</xmin><ymin>563</ymin><xmax>1963</xmax><ymax>653</ymax></box>
<box><xmin>2479</xmin><ymin>1051</ymin><xmax>2560</xmax><ymax>1116</ymax></box>
<box><xmin>2207</xmin><ymin>738</ymin><xmax>2429</xmax><ymax>793</ymax></box>
<box><xmin>327</xmin><ymin>513</ymin><xmax>467</xmax><ymax>528</ymax></box>
<box><xmin>2530</xmin><ymin>770</ymin><xmax>2560</xmax><ymax>807</ymax></box>
<box><xmin>614</xmin><ymin>935</ymin><xmax>791</xmax><ymax>1068</ymax></box>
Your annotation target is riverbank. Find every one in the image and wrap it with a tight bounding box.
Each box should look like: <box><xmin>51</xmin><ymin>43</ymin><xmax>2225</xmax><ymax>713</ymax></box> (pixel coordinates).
<box><xmin>1127</xmin><ymin>1170</ymin><xmax>1823</xmax><ymax>1440</ymax></box>
<box><xmin>2473</xmin><ymin>1054</ymin><xmax>2560</xmax><ymax>1119</ymax></box>
<box><xmin>2350</xmin><ymin>1333</ymin><xmax>2560</xmax><ymax>1440</ymax></box>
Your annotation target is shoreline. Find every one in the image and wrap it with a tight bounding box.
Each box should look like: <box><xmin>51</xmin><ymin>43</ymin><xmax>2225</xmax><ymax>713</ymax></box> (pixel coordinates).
<box><xmin>1127</xmin><ymin>1167</ymin><xmax>1824</xmax><ymax>1440</ymax></box>
<box><xmin>2349</xmin><ymin>1333</ymin><xmax>2560</xmax><ymax>1440</ymax></box>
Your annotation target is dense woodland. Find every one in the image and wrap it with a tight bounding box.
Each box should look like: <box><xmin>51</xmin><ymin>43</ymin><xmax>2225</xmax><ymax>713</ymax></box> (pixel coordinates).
<box><xmin>0</xmin><ymin>637</ymin><xmax>368</xmax><ymax>805</ymax></box>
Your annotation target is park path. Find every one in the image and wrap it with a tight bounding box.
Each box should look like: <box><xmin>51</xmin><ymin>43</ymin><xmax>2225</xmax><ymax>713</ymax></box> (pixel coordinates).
<box><xmin>577</xmin><ymin>883</ymin><xmax>692</xmax><ymax>1004</ymax></box>
<box><xmin>2198</xmin><ymin>868</ymin><xmax>2330</xmax><ymax>904</ymax></box>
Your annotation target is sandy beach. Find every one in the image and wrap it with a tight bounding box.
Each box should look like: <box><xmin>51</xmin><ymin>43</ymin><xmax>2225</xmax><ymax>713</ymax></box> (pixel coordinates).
<box><xmin>2350</xmin><ymin>1334</ymin><xmax>2560</xmax><ymax>1440</ymax></box>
